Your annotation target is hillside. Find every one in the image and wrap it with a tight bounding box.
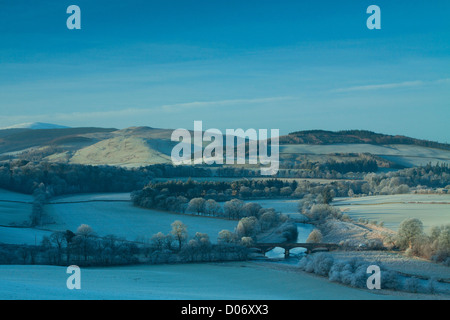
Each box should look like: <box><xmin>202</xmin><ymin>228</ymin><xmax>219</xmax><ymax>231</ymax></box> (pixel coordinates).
<box><xmin>277</xmin><ymin>130</ymin><xmax>450</xmax><ymax>169</ymax></box>
<box><xmin>69</xmin><ymin>135</ymin><xmax>173</xmax><ymax>167</ymax></box>
<box><xmin>0</xmin><ymin>127</ymin><xmax>117</xmax><ymax>154</ymax></box>
<box><xmin>281</xmin><ymin>130</ymin><xmax>450</xmax><ymax>150</ymax></box>
<box><xmin>0</xmin><ymin>126</ymin><xmax>449</xmax><ymax>169</ymax></box>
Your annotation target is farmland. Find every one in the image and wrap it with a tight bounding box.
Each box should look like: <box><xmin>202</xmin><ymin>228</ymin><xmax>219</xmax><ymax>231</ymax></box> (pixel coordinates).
<box><xmin>45</xmin><ymin>193</ymin><xmax>238</xmax><ymax>243</ymax></box>
<box><xmin>334</xmin><ymin>194</ymin><xmax>450</xmax><ymax>232</ymax></box>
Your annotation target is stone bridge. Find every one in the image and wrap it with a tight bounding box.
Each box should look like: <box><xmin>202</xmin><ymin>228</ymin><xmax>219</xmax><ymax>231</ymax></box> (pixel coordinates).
<box><xmin>252</xmin><ymin>242</ymin><xmax>340</xmax><ymax>258</ymax></box>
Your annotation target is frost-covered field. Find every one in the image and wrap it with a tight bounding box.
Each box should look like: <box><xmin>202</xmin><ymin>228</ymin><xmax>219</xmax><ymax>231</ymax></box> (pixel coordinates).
<box><xmin>0</xmin><ymin>262</ymin><xmax>409</xmax><ymax>300</ymax></box>
<box><xmin>334</xmin><ymin>194</ymin><xmax>450</xmax><ymax>231</ymax></box>
<box><xmin>0</xmin><ymin>191</ymin><xmax>238</xmax><ymax>245</ymax></box>
<box><xmin>0</xmin><ymin>202</ymin><xmax>31</xmax><ymax>226</ymax></box>
<box><xmin>335</xmin><ymin>194</ymin><xmax>450</xmax><ymax>205</ymax></box>
<box><xmin>0</xmin><ymin>189</ymin><xmax>33</xmax><ymax>203</ymax></box>
<box><xmin>0</xmin><ymin>226</ymin><xmax>53</xmax><ymax>245</ymax></box>
<box><xmin>0</xmin><ymin>191</ymin><xmax>446</xmax><ymax>300</ymax></box>
<box><xmin>0</xmin><ymin>189</ymin><xmax>32</xmax><ymax>226</ymax></box>
<box><xmin>331</xmin><ymin>251</ymin><xmax>450</xmax><ymax>282</ymax></box>
<box><xmin>50</xmin><ymin>193</ymin><xmax>133</xmax><ymax>203</ymax></box>
<box><xmin>0</xmin><ymin>189</ymin><xmax>38</xmax><ymax>244</ymax></box>
<box><xmin>45</xmin><ymin>193</ymin><xmax>237</xmax><ymax>242</ymax></box>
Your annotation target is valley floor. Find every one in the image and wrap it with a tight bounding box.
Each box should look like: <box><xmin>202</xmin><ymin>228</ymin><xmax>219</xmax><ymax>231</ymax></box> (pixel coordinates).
<box><xmin>1</xmin><ymin>190</ymin><xmax>449</xmax><ymax>299</ymax></box>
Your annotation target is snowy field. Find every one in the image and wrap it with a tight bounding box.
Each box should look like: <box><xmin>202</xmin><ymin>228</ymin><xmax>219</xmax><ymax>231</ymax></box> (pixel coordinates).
<box><xmin>45</xmin><ymin>193</ymin><xmax>238</xmax><ymax>243</ymax></box>
<box><xmin>335</xmin><ymin>194</ymin><xmax>450</xmax><ymax>205</ymax></box>
<box><xmin>0</xmin><ymin>189</ymin><xmax>33</xmax><ymax>227</ymax></box>
<box><xmin>332</xmin><ymin>251</ymin><xmax>450</xmax><ymax>282</ymax></box>
<box><xmin>0</xmin><ymin>262</ymin><xmax>409</xmax><ymax>300</ymax></box>
<box><xmin>0</xmin><ymin>191</ymin><xmax>238</xmax><ymax>245</ymax></box>
<box><xmin>0</xmin><ymin>190</ymin><xmax>447</xmax><ymax>300</ymax></box>
<box><xmin>0</xmin><ymin>202</ymin><xmax>31</xmax><ymax>226</ymax></box>
<box><xmin>334</xmin><ymin>194</ymin><xmax>450</xmax><ymax>232</ymax></box>
<box><xmin>0</xmin><ymin>188</ymin><xmax>34</xmax><ymax>225</ymax></box>
<box><xmin>280</xmin><ymin>143</ymin><xmax>450</xmax><ymax>158</ymax></box>
<box><xmin>0</xmin><ymin>189</ymin><xmax>33</xmax><ymax>203</ymax></box>
<box><xmin>50</xmin><ymin>193</ymin><xmax>133</xmax><ymax>203</ymax></box>
<box><xmin>0</xmin><ymin>226</ymin><xmax>53</xmax><ymax>245</ymax></box>
<box><xmin>0</xmin><ymin>189</ymin><xmax>37</xmax><ymax>244</ymax></box>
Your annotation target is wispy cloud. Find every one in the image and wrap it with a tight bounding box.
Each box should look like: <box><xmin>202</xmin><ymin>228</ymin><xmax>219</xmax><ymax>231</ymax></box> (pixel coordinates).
<box><xmin>332</xmin><ymin>80</ymin><xmax>424</xmax><ymax>93</ymax></box>
<box><xmin>161</xmin><ymin>96</ymin><xmax>294</xmax><ymax>112</ymax></box>
<box><xmin>332</xmin><ymin>78</ymin><xmax>450</xmax><ymax>93</ymax></box>
<box><xmin>0</xmin><ymin>96</ymin><xmax>295</xmax><ymax>128</ymax></box>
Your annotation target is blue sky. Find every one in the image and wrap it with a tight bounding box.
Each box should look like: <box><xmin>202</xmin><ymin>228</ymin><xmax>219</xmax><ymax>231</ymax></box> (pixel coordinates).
<box><xmin>0</xmin><ymin>0</ymin><xmax>449</xmax><ymax>142</ymax></box>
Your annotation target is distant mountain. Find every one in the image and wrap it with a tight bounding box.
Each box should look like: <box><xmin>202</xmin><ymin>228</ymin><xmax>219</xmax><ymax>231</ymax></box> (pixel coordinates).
<box><xmin>0</xmin><ymin>122</ymin><xmax>70</xmax><ymax>130</ymax></box>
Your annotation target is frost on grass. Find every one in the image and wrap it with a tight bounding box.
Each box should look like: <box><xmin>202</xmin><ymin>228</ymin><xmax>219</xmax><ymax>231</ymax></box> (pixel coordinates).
<box><xmin>298</xmin><ymin>253</ymin><xmax>401</xmax><ymax>291</ymax></box>
<box><xmin>297</xmin><ymin>252</ymin><xmax>449</xmax><ymax>294</ymax></box>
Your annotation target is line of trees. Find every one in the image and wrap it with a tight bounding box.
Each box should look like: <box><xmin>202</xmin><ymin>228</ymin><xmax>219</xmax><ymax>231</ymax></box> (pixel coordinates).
<box><xmin>0</xmin><ymin>160</ymin><xmax>211</xmax><ymax>195</ymax></box>
<box><xmin>0</xmin><ymin>160</ymin><xmax>448</xmax><ymax>200</ymax></box>
<box><xmin>42</xmin><ymin>225</ymin><xmax>139</xmax><ymax>266</ymax></box>
<box><xmin>143</xmin><ymin>221</ymin><xmax>250</xmax><ymax>264</ymax></box>
<box><xmin>131</xmin><ymin>164</ymin><xmax>449</xmax><ymax>212</ymax></box>
<box><xmin>322</xmin><ymin>159</ymin><xmax>378</xmax><ymax>173</ymax></box>
<box><xmin>364</xmin><ymin>163</ymin><xmax>450</xmax><ymax>194</ymax></box>
<box><xmin>0</xmin><ymin>222</ymin><xmax>251</xmax><ymax>266</ymax></box>
<box><xmin>279</xmin><ymin>155</ymin><xmax>381</xmax><ymax>172</ymax></box>
<box><xmin>29</xmin><ymin>183</ymin><xmax>52</xmax><ymax>227</ymax></box>
<box><xmin>0</xmin><ymin>226</ymin><xmax>139</xmax><ymax>266</ymax></box>
<box><xmin>132</xmin><ymin>189</ymin><xmax>299</xmax><ymax>244</ymax></box>
<box><xmin>131</xmin><ymin>178</ymin><xmax>348</xmax><ymax>209</ymax></box>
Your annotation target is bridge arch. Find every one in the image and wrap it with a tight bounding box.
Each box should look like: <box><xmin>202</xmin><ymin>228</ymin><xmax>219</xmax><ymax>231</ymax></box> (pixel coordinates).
<box><xmin>252</xmin><ymin>243</ymin><xmax>339</xmax><ymax>258</ymax></box>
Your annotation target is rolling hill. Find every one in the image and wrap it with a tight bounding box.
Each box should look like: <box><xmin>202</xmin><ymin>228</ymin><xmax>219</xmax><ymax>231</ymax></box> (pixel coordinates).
<box><xmin>282</xmin><ymin>130</ymin><xmax>450</xmax><ymax>150</ymax></box>
<box><xmin>0</xmin><ymin>125</ymin><xmax>449</xmax><ymax>169</ymax></box>
<box><xmin>277</xmin><ymin>130</ymin><xmax>450</xmax><ymax>168</ymax></box>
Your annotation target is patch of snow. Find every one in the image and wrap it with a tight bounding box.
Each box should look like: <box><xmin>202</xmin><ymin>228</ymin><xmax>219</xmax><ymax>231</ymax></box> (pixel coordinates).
<box><xmin>0</xmin><ymin>122</ymin><xmax>70</xmax><ymax>130</ymax></box>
